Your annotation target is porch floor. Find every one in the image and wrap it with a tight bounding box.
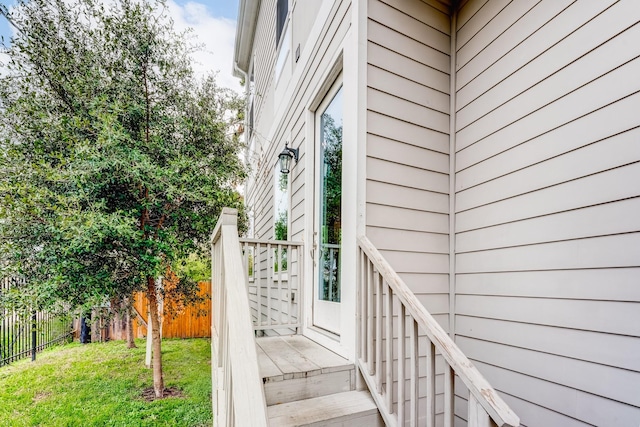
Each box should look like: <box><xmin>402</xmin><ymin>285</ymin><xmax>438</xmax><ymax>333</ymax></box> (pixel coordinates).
<box><xmin>256</xmin><ymin>335</ymin><xmax>352</xmax><ymax>381</ymax></box>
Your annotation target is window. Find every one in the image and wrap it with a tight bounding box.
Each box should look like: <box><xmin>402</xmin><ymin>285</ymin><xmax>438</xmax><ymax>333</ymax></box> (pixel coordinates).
<box><xmin>276</xmin><ymin>0</ymin><xmax>288</xmax><ymax>47</ymax></box>
<box><xmin>318</xmin><ymin>86</ymin><xmax>343</xmax><ymax>302</ymax></box>
<box><xmin>274</xmin><ymin>163</ymin><xmax>289</xmax><ymax>272</ymax></box>
<box><xmin>274</xmin><ymin>0</ymin><xmax>290</xmax><ymax>83</ymax></box>
<box><xmin>274</xmin><ymin>164</ymin><xmax>289</xmax><ymax>241</ymax></box>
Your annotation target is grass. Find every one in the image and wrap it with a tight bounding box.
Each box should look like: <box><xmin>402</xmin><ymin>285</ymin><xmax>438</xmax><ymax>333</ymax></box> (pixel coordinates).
<box><xmin>0</xmin><ymin>338</ymin><xmax>212</xmax><ymax>426</ymax></box>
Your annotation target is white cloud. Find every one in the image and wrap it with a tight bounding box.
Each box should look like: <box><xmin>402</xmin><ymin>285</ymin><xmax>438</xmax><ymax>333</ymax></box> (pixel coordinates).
<box><xmin>166</xmin><ymin>1</ymin><xmax>241</xmax><ymax>93</ymax></box>
<box><xmin>0</xmin><ymin>1</ymin><xmax>241</xmax><ymax>89</ymax></box>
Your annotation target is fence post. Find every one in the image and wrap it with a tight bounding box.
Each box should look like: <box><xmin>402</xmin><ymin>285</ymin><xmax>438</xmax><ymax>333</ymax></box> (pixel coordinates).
<box><xmin>31</xmin><ymin>310</ymin><xmax>36</xmax><ymax>362</ymax></box>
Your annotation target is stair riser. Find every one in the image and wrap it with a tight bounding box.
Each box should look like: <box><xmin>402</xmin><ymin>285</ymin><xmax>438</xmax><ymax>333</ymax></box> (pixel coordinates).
<box><xmin>264</xmin><ymin>369</ymin><xmax>355</xmax><ymax>406</ymax></box>
<box><xmin>300</xmin><ymin>411</ymin><xmax>384</xmax><ymax>427</ymax></box>
<box><xmin>267</xmin><ymin>390</ymin><xmax>383</xmax><ymax>427</ymax></box>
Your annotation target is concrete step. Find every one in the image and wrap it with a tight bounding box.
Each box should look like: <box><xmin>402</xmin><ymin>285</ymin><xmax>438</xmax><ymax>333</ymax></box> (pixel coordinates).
<box><xmin>267</xmin><ymin>390</ymin><xmax>383</xmax><ymax>427</ymax></box>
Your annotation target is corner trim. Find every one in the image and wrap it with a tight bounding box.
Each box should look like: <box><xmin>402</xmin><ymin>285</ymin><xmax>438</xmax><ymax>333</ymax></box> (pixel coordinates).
<box><xmin>448</xmin><ymin>10</ymin><xmax>457</xmax><ymax>341</ymax></box>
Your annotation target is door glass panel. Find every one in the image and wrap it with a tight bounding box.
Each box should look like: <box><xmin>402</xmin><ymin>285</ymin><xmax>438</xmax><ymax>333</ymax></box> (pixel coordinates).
<box><xmin>318</xmin><ymin>87</ymin><xmax>343</xmax><ymax>302</ymax></box>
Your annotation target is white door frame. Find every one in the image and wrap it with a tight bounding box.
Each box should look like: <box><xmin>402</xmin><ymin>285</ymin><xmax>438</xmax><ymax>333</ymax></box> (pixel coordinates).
<box><xmin>301</xmin><ymin>9</ymin><xmax>364</xmax><ymax>360</ymax></box>
<box><xmin>311</xmin><ymin>77</ymin><xmax>343</xmax><ymax>335</ymax></box>
<box><xmin>302</xmin><ymin>50</ymin><xmax>348</xmax><ymax>356</ymax></box>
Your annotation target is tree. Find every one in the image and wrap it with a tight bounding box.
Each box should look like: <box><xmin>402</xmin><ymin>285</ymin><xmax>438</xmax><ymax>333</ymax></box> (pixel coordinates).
<box><xmin>0</xmin><ymin>0</ymin><xmax>245</xmax><ymax>397</ymax></box>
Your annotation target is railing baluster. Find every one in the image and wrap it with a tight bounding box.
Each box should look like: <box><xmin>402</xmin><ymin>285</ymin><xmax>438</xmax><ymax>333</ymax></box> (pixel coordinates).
<box><xmin>469</xmin><ymin>392</ymin><xmax>492</xmax><ymax>427</ymax></box>
<box><xmin>427</xmin><ymin>340</ymin><xmax>436</xmax><ymax>427</ymax></box>
<box><xmin>367</xmin><ymin>260</ymin><xmax>374</xmax><ymax>375</ymax></box>
<box><xmin>287</xmin><ymin>245</ymin><xmax>292</xmax><ymax>325</ymax></box>
<box><xmin>410</xmin><ymin>319</ymin><xmax>418</xmax><ymax>427</ymax></box>
<box><xmin>375</xmin><ymin>271</ymin><xmax>383</xmax><ymax>394</ymax></box>
<box><xmin>444</xmin><ymin>364</ymin><xmax>454</xmax><ymax>427</ymax></box>
<box><xmin>398</xmin><ymin>303</ymin><xmax>406</xmax><ymax>427</ymax></box>
<box><xmin>242</xmin><ymin>241</ymin><xmax>248</xmax><ymax>277</ymax></box>
<box><xmin>256</xmin><ymin>243</ymin><xmax>262</xmax><ymax>327</ymax></box>
<box><xmin>359</xmin><ymin>249</ymin><xmax>366</xmax><ymax>359</ymax></box>
<box><xmin>267</xmin><ymin>243</ymin><xmax>272</xmax><ymax>328</ymax></box>
<box><xmin>277</xmin><ymin>244</ymin><xmax>283</xmax><ymax>326</ymax></box>
<box><xmin>385</xmin><ymin>283</ymin><xmax>393</xmax><ymax>413</ymax></box>
<box><xmin>328</xmin><ymin>247</ymin><xmax>333</xmax><ymax>300</ymax></box>
<box><xmin>297</xmin><ymin>245</ymin><xmax>303</xmax><ymax>331</ymax></box>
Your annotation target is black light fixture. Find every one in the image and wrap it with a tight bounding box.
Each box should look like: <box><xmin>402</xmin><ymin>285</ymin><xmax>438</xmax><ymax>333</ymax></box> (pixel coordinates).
<box><xmin>278</xmin><ymin>143</ymin><xmax>299</xmax><ymax>174</ymax></box>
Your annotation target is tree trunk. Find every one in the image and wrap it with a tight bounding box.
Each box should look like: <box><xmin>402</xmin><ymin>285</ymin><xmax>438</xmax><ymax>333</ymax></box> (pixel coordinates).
<box><xmin>147</xmin><ymin>276</ymin><xmax>164</xmax><ymax>398</ymax></box>
<box><xmin>91</xmin><ymin>308</ymin><xmax>99</xmax><ymax>343</ymax></box>
<box><xmin>125</xmin><ymin>296</ymin><xmax>137</xmax><ymax>349</ymax></box>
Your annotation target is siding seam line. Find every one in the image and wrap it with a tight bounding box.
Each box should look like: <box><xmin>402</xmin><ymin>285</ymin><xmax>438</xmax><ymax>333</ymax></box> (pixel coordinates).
<box><xmin>449</xmin><ymin>9</ymin><xmax>457</xmax><ymax>340</ymax></box>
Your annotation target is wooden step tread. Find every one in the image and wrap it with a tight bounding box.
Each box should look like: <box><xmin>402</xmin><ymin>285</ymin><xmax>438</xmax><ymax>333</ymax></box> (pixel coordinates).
<box><xmin>257</xmin><ymin>335</ymin><xmax>353</xmax><ymax>382</ymax></box>
<box><xmin>268</xmin><ymin>390</ymin><xmax>380</xmax><ymax>427</ymax></box>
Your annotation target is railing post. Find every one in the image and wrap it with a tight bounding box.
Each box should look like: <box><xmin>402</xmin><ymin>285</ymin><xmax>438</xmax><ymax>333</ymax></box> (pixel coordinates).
<box><xmin>31</xmin><ymin>310</ymin><xmax>36</xmax><ymax>362</ymax></box>
<box><xmin>211</xmin><ymin>208</ymin><xmax>269</xmax><ymax>427</ymax></box>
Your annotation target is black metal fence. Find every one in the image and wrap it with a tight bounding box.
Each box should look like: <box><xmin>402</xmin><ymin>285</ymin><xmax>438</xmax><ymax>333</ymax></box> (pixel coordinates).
<box><xmin>0</xmin><ymin>277</ymin><xmax>73</xmax><ymax>367</ymax></box>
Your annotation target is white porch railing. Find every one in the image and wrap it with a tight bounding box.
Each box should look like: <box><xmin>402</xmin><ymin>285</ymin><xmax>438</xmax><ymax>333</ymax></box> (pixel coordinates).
<box><xmin>211</xmin><ymin>208</ymin><xmax>268</xmax><ymax>427</ymax></box>
<box><xmin>357</xmin><ymin>236</ymin><xmax>520</xmax><ymax>427</ymax></box>
<box><xmin>239</xmin><ymin>238</ymin><xmax>304</xmax><ymax>332</ymax></box>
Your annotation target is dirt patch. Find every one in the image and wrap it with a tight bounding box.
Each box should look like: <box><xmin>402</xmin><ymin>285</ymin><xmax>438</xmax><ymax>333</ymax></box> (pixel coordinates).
<box><xmin>33</xmin><ymin>391</ymin><xmax>52</xmax><ymax>403</ymax></box>
<box><xmin>141</xmin><ymin>386</ymin><xmax>183</xmax><ymax>401</ymax></box>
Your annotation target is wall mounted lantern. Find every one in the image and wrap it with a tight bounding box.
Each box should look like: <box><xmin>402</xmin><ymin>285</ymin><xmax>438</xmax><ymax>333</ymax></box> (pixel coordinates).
<box><xmin>278</xmin><ymin>143</ymin><xmax>299</xmax><ymax>174</ymax></box>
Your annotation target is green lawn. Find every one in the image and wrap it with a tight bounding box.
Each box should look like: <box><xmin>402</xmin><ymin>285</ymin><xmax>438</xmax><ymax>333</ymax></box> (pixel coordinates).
<box><xmin>0</xmin><ymin>338</ymin><xmax>213</xmax><ymax>426</ymax></box>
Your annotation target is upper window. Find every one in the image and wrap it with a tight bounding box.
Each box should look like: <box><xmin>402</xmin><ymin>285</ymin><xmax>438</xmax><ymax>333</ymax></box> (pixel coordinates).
<box><xmin>276</xmin><ymin>0</ymin><xmax>288</xmax><ymax>47</ymax></box>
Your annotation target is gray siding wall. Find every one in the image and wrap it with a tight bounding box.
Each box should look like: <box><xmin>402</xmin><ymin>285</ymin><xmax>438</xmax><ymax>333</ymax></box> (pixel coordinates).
<box><xmin>246</xmin><ymin>0</ymin><xmax>277</xmax><ymax>240</ymax></box>
<box><xmin>283</xmin><ymin>0</ymin><xmax>352</xmax><ymax>243</ymax></box>
<box><xmin>365</xmin><ymin>1</ymin><xmax>452</xmax><ymax>423</ymax></box>
<box><xmin>246</xmin><ymin>0</ymin><xmax>351</xmax><ymax>241</ymax></box>
<box><xmin>366</xmin><ymin>0</ymin><xmax>452</xmax><ymax>327</ymax></box>
<box><xmin>453</xmin><ymin>0</ymin><xmax>640</xmax><ymax>425</ymax></box>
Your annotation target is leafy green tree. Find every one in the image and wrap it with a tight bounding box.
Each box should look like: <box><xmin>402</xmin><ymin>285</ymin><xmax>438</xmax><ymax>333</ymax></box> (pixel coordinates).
<box><xmin>0</xmin><ymin>0</ymin><xmax>245</xmax><ymax>397</ymax></box>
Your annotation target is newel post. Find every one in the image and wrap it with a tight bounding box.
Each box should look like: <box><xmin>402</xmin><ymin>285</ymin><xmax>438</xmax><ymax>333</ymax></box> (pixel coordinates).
<box><xmin>220</xmin><ymin>207</ymin><xmax>238</xmax><ymax>227</ymax></box>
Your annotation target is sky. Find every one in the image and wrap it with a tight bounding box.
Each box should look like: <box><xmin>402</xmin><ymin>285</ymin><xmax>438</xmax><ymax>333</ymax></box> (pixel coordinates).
<box><xmin>0</xmin><ymin>0</ymin><xmax>242</xmax><ymax>91</ymax></box>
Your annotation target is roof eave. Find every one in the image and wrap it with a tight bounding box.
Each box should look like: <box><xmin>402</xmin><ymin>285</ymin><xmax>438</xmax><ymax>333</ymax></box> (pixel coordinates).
<box><xmin>233</xmin><ymin>0</ymin><xmax>260</xmax><ymax>77</ymax></box>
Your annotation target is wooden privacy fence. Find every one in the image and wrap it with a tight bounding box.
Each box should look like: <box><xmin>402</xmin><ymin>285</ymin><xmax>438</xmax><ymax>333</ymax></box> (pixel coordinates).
<box><xmin>106</xmin><ymin>281</ymin><xmax>212</xmax><ymax>340</ymax></box>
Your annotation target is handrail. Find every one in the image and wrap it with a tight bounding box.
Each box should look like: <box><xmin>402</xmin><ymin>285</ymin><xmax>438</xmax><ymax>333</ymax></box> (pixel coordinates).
<box><xmin>357</xmin><ymin>235</ymin><xmax>520</xmax><ymax>427</ymax></box>
<box><xmin>211</xmin><ymin>208</ymin><xmax>268</xmax><ymax>427</ymax></box>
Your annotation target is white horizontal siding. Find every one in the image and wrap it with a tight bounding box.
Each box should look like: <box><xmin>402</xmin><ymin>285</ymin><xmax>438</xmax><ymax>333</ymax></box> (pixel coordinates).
<box><xmin>365</xmin><ymin>1</ymin><xmax>452</xmax><ymax>420</ymax></box>
<box><xmin>456</xmin><ymin>0</ymin><xmax>618</xmax><ymax>106</ymax></box>
<box><xmin>457</xmin><ymin>197</ymin><xmax>640</xmax><ymax>253</ymax></box>
<box><xmin>452</xmin><ymin>1</ymin><xmax>640</xmax><ymax>426</ymax></box>
<box><xmin>457</xmin><ymin>55</ymin><xmax>640</xmax><ymax>169</ymax></box>
<box><xmin>456</xmin><ymin>92</ymin><xmax>640</xmax><ymax>192</ymax></box>
<box><xmin>455</xmin><ymin>315</ymin><xmax>640</xmax><ymax>372</ymax></box>
<box><xmin>456</xmin><ymin>162</ymin><xmax>640</xmax><ymax>232</ymax></box>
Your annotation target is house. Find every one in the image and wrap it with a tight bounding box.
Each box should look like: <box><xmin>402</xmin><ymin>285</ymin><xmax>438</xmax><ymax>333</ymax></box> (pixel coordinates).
<box><xmin>213</xmin><ymin>0</ymin><xmax>640</xmax><ymax>425</ymax></box>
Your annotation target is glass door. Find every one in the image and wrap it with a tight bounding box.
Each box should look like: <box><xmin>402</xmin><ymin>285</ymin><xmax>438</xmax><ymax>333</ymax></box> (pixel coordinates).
<box><xmin>313</xmin><ymin>85</ymin><xmax>343</xmax><ymax>334</ymax></box>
